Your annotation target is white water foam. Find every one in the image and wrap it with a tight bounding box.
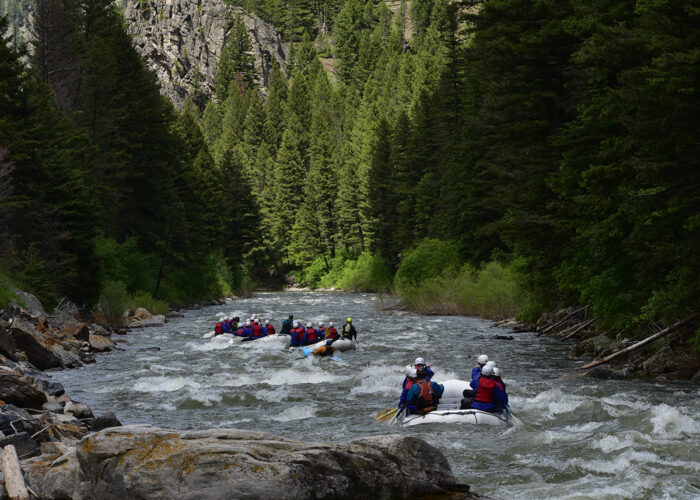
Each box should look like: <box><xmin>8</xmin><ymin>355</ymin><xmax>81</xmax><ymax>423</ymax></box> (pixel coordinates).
<box><xmin>269</xmin><ymin>404</ymin><xmax>317</xmax><ymax>422</ymax></box>
<box><xmin>132</xmin><ymin>376</ymin><xmax>201</xmax><ymax>393</ymax></box>
<box><xmin>649</xmin><ymin>403</ymin><xmax>700</xmax><ymax>437</ymax></box>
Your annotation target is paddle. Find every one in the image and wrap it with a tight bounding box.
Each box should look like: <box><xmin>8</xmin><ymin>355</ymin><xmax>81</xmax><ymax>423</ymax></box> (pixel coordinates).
<box><xmin>389</xmin><ymin>405</ymin><xmax>405</xmax><ymax>425</ymax></box>
<box><xmin>504</xmin><ymin>404</ymin><xmax>524</xmax><ymax>426</ymax></box>
<box><xmin>375</xmin><ymin>407</ymin><xmax>398</xmax><ymax>423</ymax></box>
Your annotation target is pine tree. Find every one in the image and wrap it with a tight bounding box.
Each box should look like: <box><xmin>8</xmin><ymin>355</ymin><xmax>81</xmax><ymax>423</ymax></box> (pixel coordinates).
<box><xmin>215</xmin><ymin>13</ymin><xmax>256</xmax><ymax>101</ymax></box>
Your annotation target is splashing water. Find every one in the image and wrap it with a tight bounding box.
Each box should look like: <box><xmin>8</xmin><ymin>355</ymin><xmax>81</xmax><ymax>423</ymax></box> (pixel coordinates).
<box><xmin>51</xmin><ymin>292</ymin><xmax>700</xmax><ymax>499</ymax></box>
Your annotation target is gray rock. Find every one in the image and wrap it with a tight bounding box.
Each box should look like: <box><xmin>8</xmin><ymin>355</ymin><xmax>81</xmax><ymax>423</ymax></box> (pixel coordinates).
<box><xmin>0</xmin><ymin>373</ymin><xmax>47</xmax><ymax>409</ymax></box>
<box><xmin>0</xmin><ymin>321</ymin><xmax>15</xmax><ymax>359</ymax></box>
<box><xmin>64</xmin><ymin>401</ymin><xmax>94</xmax><ymax>419</ymax></box>
<box><xmin>43</xmin><ymin>401</ymin><xmax>65</xmax><ymax>413</ymax></box>
<box><xmin>122</xmin><ymin>0</ymin><xmax>288</xmax><ymax>111</ymax></box>
<box><xmin>8</xmin><ymin>317</ymin><xmax>83</xmax><ymax>369</ymax></box>
<box><xmin>88</xmin><ymin>334</ymin><xmax>115</xmax><ymax>352</ymax></box>
<box><xmin>74</xmin><ymin>324</ymin><xmax>90</xmax><ymax>342</ymax></box>
<box><xmin>90</xmin><ymin>413</ymin><xmax>122</xmax><ymax>432</ymax></box>
<box><xmin>128</xmin><ymin>315</ymin><xmax>167</xmax><ymax>328</ymax></box>
<box><xmin>0</xmin><ymin>431</ymin><xmax>41</xmax><ymax>458</ymax></box>
<box><xmin>25</xmin><ymin>425</ymin><xmax>468</xmax><ymax>500</ymax></box>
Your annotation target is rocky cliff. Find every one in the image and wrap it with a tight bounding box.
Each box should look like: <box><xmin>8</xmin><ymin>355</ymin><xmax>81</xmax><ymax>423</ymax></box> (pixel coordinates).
<box><xmin>123</xmin><ymin>0</ymin><xmax>288</xmax><ymax>110</ymax></box>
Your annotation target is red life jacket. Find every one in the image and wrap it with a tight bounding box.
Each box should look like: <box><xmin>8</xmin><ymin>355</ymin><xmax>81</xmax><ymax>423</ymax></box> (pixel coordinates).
<box><xmin>306</xmin><ymin>328</ymin><xmax>319</xmax><ymax>342</ymax></box>
<box><xmin>403</xmin><ymin>378</ymin><xmax>414</xmax><ymax>391</ymax></box>
<box><xmin>416</xmin><ymin>379</ymin><xmax>435</xmax><ymax>408</ymax></box>
<box><xmin>326</xmin><ymin>327</ymin><xmax>338</xmax><ymax>340</ymax></box>
<box><xmin>294</xmin><ymin>326</ymin><xmax>305</xmax><ymax>341</ymax></box>
<box><xmin>235</xmin><ymin>328</ymin><xmax>244</xmax><ymax>336</ymax></box>
<box><xmin>475</xmin><ymin>377</ymin><xmax>496</xmax><ymax>403</ymax></box>
<box><xmin>227</xmin><ymin>319</ymin><xmax>235</xmax><ymax>329</ymax></box>
<box><xmin>252</xmin><ymin>324</ymin><xmax>262</xmax><ymax>337</ymax></box>
<box><xmin>267</xmin><ymin>324</ymin><xmax>275</xmax><ymax>335</ymax></box>
<box><xmin>320</xmin><ymin>327</ymin><xmax>327</xmax><ymax>333</ymax></box>
<box><xmin>215</xmin><ymin>323</ymin><xmax>223</xmax><ymax>334</ymax></box>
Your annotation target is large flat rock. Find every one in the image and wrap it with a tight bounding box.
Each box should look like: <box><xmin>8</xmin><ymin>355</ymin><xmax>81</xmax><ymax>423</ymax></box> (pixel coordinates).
<box><xmin>23</xmin><ymin>425</ymin><xmax>471</xmax><ymax>499</ymax></box>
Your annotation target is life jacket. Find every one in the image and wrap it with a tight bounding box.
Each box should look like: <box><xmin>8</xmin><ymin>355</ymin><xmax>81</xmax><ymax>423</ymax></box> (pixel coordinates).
<box><xmin>342</xmin><ymin>323</ymin><xmax>353</xmax><ymax>338</ymax></box>
<box><xmin>403</xmin><ymin>378</ymin><xmax>414</xmax><ymax>391</ymax></box>
<box><xmin>222</xmin><ymin>322</ymin><xmax>231</xmax><ymax>333</ymax></box>
<box><xmin>234</xmin><ymin>328</ymin><xmax>244</xmax><ymax>336</ymax></box>
<box><xmin>320</xmin><ymin>327</ymin><xmax>327</xmax><ymax>333</ymax></box>
<box><xmin>475</xmin><ymin>377</ymin><xmax>496</xmax><ymax>404</ymax></box>
<box><xmin>306</xmin><ymin>328</ymin><xmax>319</xmax><ymax>343</ymax></box>
<box><xmin>227</xmin><ymin>319</ymin><xmax>235</xmax><ymax>330</ymax></box>
<box><xmin>214</xmin><ymin>323</ymin><xmax>223</xmax><ymax>334</ymax></box>
<box><xmin>326</xmin><ymin>327</ymin><xmax>338</xmax><ymax>340</ymax></box>
<box><xmin>294</xmin><ymin>326</ymin><xmax>305</xmax><ymax>341</ymax></box>
<box><xmin>267</xmin><ymin>324</ymin><xmax>275</xmax><ymax>335</ymax></box>
<box><xmin>416</xmin><ymin>379</ymin><xmax>436</xmax><ymax>409</ymax></box>
<box><xmin>252</xmin><ymin>324</ymin><xmax>262</xmax><ymax>337</ymax></box>
<box><xmin>312</xmin><ymin>345</ymin><xmax>333</xmax><ymax>357</ymax></box>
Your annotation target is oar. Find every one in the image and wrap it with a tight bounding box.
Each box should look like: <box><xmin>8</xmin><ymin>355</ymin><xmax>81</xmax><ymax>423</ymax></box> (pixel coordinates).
<box><xmin>375</xmin><ymin>407</ymin><xmax>398</xmax><ymax>423</ymax></box>
<box><xmin>389</xmin><ymin>405</ymin><xmax>405</xmax><ymax>425</ymax></box>
<box><xmin>505</xmin><ymin>404</ymin><xmax>524</xmax><ymax>426</ymax></box>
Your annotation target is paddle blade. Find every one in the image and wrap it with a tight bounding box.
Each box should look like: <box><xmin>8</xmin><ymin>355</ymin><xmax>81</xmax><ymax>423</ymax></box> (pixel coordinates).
<box><xmin>330</xmin><ymin>355</ymin><xmax>344</xmax><ymax>362</ymax></box>
<box><xmin>301</xmin><ymin>346</ymin><xmax>313</xmax><ymax>357</ymax></box>
<box><xmin>375</xmin><ymin>407</ymin><xmax>398</xmax><ymax>422</ymax></box>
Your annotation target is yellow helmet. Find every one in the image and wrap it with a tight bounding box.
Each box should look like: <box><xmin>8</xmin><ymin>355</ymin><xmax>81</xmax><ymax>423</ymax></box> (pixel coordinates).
<box><xmin>347</xmin><ymin>317</ymin><xmax>352</xmax><ymax>323</ymax></box>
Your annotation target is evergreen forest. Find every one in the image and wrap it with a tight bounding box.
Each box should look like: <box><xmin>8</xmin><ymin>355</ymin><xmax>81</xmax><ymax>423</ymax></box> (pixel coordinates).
<box><xmin>0</xmin><ymin>0</ymin><xmax>698</xmax><ymax>344</ymax></box>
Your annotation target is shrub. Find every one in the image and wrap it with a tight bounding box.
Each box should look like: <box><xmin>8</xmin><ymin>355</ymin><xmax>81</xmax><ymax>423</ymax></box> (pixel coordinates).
<box><xmin>0</xmin><ymin>271</ymin><xmax>19</xmax><ymax>309</ymax></box>
<box><xmin>394</xmin><ymin>239</ymin><xmax>461</xmax><ymax>288</ymax></box>
<box><xmin>298</xmin><ymin>252</ymin><xmax>392</xmax><ymax>292</ymax></box>
<box><xmin>97</xmin><ymin>280</ymin><xmax>131</xmax><ymax>326</ymax></box>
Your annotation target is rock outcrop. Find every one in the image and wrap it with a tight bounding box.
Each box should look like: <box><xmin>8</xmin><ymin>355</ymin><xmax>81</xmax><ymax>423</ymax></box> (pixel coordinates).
<box><xmin>22</xmin><ymin>425</ymin><xmax>473</xmax><ymax>499</ymax></box>
<box><xmin>123</xmin><ymin>0</ymin><xmax>288</xmax><ymax>110</ymax></box>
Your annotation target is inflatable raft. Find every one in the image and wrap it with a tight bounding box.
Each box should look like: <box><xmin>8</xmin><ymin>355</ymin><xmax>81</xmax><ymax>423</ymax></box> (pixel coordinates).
<box><xmin>304</xmin><ymin>338</ymin><xmax>357</xmax><ymax>352</ymax></box>
<box><xmin>400</xmin><ymin>379</ymin><xmax>510</xmax><ymax>427</ymax></box>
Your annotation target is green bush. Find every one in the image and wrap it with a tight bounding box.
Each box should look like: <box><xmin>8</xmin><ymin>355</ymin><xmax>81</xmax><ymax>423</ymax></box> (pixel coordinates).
<box><xmin>97</xmin><ymin>280</ymin><xmax>131</xmax><ymax>325</ymax></box>
<box><xmin>394</xmin><ymin>239</ymin><xmax>461</xmax><ymax>288</ymax></box>
<box><xmin>94</xmin><ymin>234</ymin><xmax>157</xmax><ymax>294</ymax></box>
<box><xmin>298</xmin><ymin>252</ymin><xmax>392</xmax><ymax>292</ymax></box>
<box><xmin>0</xmin><ymin>272</ymin><xmax>19</xmax><ymax>309</ymax></box>
<box><xmin>394</xmin><ymin>260</ymin><xmax>527</xmax><ymax>319</ymax></box>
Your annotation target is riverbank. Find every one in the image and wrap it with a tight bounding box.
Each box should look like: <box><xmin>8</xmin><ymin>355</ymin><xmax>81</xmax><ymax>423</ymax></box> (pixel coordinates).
<box><xmin>494</xmin><ymin>308</ymin><xmax>700</xmax><ymax>382</ymax></box>
<box><xmin>0</xmin><ymin>292</ymin><xmax>480</xmax><ymax>499</ymax></box>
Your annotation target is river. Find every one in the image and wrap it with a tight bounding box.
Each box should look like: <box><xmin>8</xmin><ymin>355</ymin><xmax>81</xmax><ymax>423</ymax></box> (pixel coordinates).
<box><xmin>51</xmin><ymin>292</ymin><xmax>700</xmax><ymax>499</ymax></box>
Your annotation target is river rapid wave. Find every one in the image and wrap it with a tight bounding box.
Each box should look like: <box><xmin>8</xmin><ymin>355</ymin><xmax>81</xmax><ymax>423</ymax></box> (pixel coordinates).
<box><xmin>52</xmin><ymin>292</ymin><xmax>700</xmax><ymax>499</ymax></box>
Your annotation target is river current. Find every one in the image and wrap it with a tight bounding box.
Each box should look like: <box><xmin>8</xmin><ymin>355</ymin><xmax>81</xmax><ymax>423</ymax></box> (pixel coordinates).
<box><xmin>52</xmin><ymin>292</ymin><xmax>700</xmax><ymax>499</ymax></box>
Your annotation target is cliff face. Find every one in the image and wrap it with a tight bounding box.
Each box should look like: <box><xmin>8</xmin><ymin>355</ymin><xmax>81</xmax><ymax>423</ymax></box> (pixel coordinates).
<box><xmin>123</xmin><ymin>0</ymin><xmax>288</xmax><ymax>110</ymax></box>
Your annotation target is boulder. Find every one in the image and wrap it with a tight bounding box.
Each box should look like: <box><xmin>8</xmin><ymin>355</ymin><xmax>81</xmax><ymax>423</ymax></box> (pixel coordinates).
<box><xmin>0</xmin><ymin>431</ymin><xmax>41</xmax><ymax>458</ymax></box>
<box><xmin>88</xmin><ymin>334</ymin><xmax>115</xmax><ymax>352</ymax></box>
<box><xmin>8</xmin><ymin>317</ymin><xmax>82</xmax><ymax>369</ymax></box>
<box><xmin>0</xmin><ymin>404</ymin><xmax>35</xmax><ymax>434</ymax></box>
<box><xmin>64</xmin><ymin>401</ymin><xmax>94</xmax><ymax>419</ymax></box>
<box><xmin>25</xmin><ymin>426</ymin><xmax>470</xmax><ymax>500</ymax></box>
<box><xmin>90</xmin><ymin>413</ymin><xmax>122</xmax><ymax>432</ymax></box>
<box><xmin>132</xmin><ymin>308</ymin><xmax>152</xmax><ymax>321</ymax></box>
<box><xmin>129</xmin><ymin>315</ymin><xmax>166</xmax><ymax>328</ymax></box>
<box><xmin>0</xmin><ymin>320</ymin><xmax>15</xmax><ymax>359</ymax></box>
<box><xmin>0</xmin><ymin>374</ymin><xmax>47</xmax><ymax>409</ymax></box>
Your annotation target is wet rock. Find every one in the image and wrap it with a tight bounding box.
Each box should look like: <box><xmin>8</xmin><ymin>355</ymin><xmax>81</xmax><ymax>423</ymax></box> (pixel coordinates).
<box><xmin>0</xmin><ymin>404</ymin><xmax>34</xmax><ymax>434</ymax></box>
<box><xmin>0</xmin><ymin>374</ymin><xmax>47</xmax><ymax>409</ymax></box>
<box><xmin>64</xmin><ymin>401</ymin><xmax>94</xmax><ymax>419</ymax></box>
<box><xmin>42</xmin><ymin>401</ymin><xmax>65</xmax><ymax>413</ymax></box>
<box><xmin>74</xmin><ymin>324</ymin><xmax>90</xmax><ymax>342</ymax></box>
<box><xmin>142</xmin><ymin>346</ymin><xmax>161</xmax><ymax>352</ymax></box>
<box><xmin>25</xmin><ymin>426</ymin><xmax>469</xmax><ymax>500</ymax></box>
<box><xmin>0</xmin><ymin>431</ymin><xmax>41</xmax><ymax>458</ymax></box>
<box><xmin>128</xmin><ymin>315</ymin><xmax>167</xmax><ymax>328</ymax></box>
<box><xmin>90</xmin><ymin>412</ymin><xmax>122</xmax><ymax>432</ymax></box>
<box><xmin>0</xmin><ymin>321</ymin><xmax>15</xmax><ymax>359</ymax></box>
<box><xmin>495</xmin><ymin>335</ymin><xmax>514</xmax><ymax>340</ymax></box>
<box><xmin>569</xmin><ymin>334</ymin><xmax>618</xmax><ymax>359</ymax></box>
<box><xmin>166</xmin><ymin>311</ymin><xmax>184</xmax><ymax>318</ymax></box>
<box><xmin>88</xmin><ymin>334</ymin><xmax>115</xmax><ymax>352</ymax></box>
<box><xmin>31</xmin><ymin>378</ymin><xmax>65</xmax><ymax>397</ymax></box>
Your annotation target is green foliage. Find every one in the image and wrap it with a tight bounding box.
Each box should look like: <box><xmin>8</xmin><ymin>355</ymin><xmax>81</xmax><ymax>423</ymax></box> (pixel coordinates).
<box><xmin>96</xmin><ymin>280</ymin><xmax>168</xmax><ymax>326</ymax></box>
<box><xmin>394</xmin><ymin>239</ymin><xmax>460</xmax><ymax>288</ymax></box>
<box><xmin>0</xmin><ymin>271</ymin><xmax>19</xmax><ymax>309</ymax></box>
<box><xmin>394</xmin><ymin>260</ymin><xmax>526</xmax><ymax>319</ymax></box>
<box><xmin>215</xmin><ymin>13</ymin><xmax>256</xmax><ymax>100</ymax></box>
<box><xmin>298</xmin><ymin>251</ymin><xmax>392</xmax><ymax>292</ymax></box>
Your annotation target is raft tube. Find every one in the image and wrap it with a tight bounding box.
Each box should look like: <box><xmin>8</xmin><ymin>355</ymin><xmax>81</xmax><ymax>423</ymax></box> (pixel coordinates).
<box><xmin>304</xmin><ymin>338</ymin><xmax>356</xmax><ymax>352</ymax></box>
<box><xmin>400</xmin><ymin>379</ymin><xmax>511</xmax><ymax>427</ymax></box>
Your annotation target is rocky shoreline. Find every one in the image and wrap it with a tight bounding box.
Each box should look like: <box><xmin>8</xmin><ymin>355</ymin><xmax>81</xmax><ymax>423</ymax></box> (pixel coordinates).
<box><xmin>494</xmin><ymin>308</ymin><xmax>700</xmax><ymax>382</ymax></box>
<box><xmin>1</xmin><ymin>293</ymin><xmax>480</xmax><ymax>499</ymax></box>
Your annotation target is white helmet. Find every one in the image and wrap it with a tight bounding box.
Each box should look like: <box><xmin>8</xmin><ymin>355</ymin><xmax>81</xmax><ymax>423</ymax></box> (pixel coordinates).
<box><xmin>252</xmin><ymin>314</ymin><xmax>257</xmax><ymax>318</ymax></box>
<box><xmin>477</xmin><ymin>354</ymin><xmax>489</xmax><ymax>365</ymax></box>
<box><xmin>481</xmin><ymin>364</ymin><xmax>495</xmax><ymax>376</ymax></box>
<box><xmin>485</xmin><ymin>360</ymin><xmax>496</xmax><ymax>369</ymax></box>
<box><xmin>415</xmin><ymin>357</ymin><xmax>425</xmax><ymax>366</ymax></box>
<box><xmin>245</xmin><ymin>321</ymin><xmax>251</xmax><ymax>327</ymax></box>
<box><xmin>293</xmin><ymin>321</ymin><xmax>299</xmax><ymax>327</ymax></box>
<box><xmin>493</xmin><ymin>367</ymin><xmax>501</xmax><ymax>377</ymax></box>
<box><xmin>306</xmin><ymin>322</ymin><xmax>312</xmax><ymax>328</ymax></box>
<box><xmin>319</xmin><ymin>322</ymin><xmax>324</xmax><ymax>327</ymax></box>
<box><xmin>254</xmin><ymin>319</ymin><xmax>260</xmax><ymax>324</ymax></box>
<box><xmin>265</xmin><ymin>320</ymin><xmax>270</xmax><ymax>325</ymax></box>
<box><xmin>404</xmin><ymin>364</ymin><xmax>414</xmax><ymax>377</ymax></box>
<box><xmin>329</xmin><ymin>322</ymin><xmax>334</xmax><ymax>327</ymax></box>
<box><xmin>409</xmin><ymin>368</ymin><xmax>418</xmax><ymax>378</ymax></box>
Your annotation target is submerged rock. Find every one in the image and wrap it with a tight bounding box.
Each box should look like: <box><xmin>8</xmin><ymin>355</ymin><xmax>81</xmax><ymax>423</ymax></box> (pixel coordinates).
<box><xmin>23</xmin><ymin>425</ymin><xmax>472</xmax><ymax>500</ymax></box>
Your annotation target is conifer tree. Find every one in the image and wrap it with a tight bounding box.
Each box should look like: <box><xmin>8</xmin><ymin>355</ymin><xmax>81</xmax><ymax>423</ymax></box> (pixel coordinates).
<box><xmin>215</xmin><ymin>13</ymin><xmax>256</xmax><ymax>101</ymax></box>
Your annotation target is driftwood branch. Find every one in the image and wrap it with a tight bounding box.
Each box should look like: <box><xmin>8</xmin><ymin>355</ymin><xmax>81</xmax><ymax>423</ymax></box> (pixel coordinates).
<box><xmin>1</xmin><ymin>445</ymin><xmax>30</xmax><ymax>500</ymax></box>
<box><xmin>561</xmin><ymin>318</ymin><xmax>597</xmax><ymax>340</ymax></box>
<box><xmin>537</xmin><ymin>305</ymin><xmax>588</xmax><ymax>335</ymax></box>
<box><xmin>579</xmin><ymin>314</ymin><xmax>700</xmax><ymax>370</ymax></box>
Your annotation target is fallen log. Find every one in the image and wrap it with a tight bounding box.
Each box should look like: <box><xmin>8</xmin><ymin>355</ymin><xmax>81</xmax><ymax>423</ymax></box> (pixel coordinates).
<box><xmin>579</xmin><ymin>314</ymin><xmax>700</xmax><ymax>371</ymax></box>
<box><xmin>561</xmin><ymin>318</ymin><xmax>597</xmax><ymax>341</ymax></box>
<box><xmin>1</xmin><ymin>444</ymin><xmax>30</xmax><ymax>500</ymax></box>
<box><xmin>537</xmin><ymin>305</ymin><xmax>588</xmax><ymax>336</ymax></box>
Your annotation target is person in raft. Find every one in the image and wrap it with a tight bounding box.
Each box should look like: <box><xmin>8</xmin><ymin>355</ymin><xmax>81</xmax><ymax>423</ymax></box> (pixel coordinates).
<box><xmin>470</xmin><ymin>354</ymin><xmax>489</xmax><ymax>389</ymax></box>
<box><xmin>472</xmin><ymin>364</ymin><xmax>508</xmax><ymax>413</ymax></box>
<box><xmin>280</xmin><ymin>314</ymin><xmax>294</xmax><ymax>335</ymax></box>
<box><xmin>398</xmin><ymin>365</ymin><xmax>417</xmax><ymax>409</ymax></box>
<box><xmin>414</xmin><ymin>357</ymin><xmax>434</xmax><ymax>380</ymax></box>
<box><xmin>289</xmin><ymin>321</ymin><xmax>305</xmax><ymax>347</ymax></box>
<box><xmin>311</xmin><ymin>338</ymin><xmax>337</xmax><ymax>357</ymax></box>
<box><xmin>301</xmin><ymin>322</ymin><xmax>323</xmax><ymax>346</ymax></box>
<box><xmin>342</xmin><ymin>318</ymin><xmax>357</xmax><ymax>341</ymax></box>
<box><xmin>406</xmin><ymin>366</ymin><xmax>444</xmax><ymax>415</ymax></box>
<box><xmin>265</xmin><ymin>320</ymin><xmax>275</xmax><ymax>335</ymax></box>
<box><xmin>325</xmin><ymin>322</ymin><xmax>339</xmax><ymax>341</ymax></box>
